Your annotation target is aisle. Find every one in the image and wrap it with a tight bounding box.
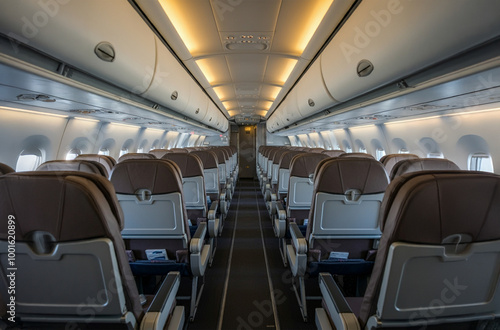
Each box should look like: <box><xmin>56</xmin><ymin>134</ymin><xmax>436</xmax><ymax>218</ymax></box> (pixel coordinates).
<box><xmin>187</xmin><ymin>179</ymin><xmax>318</xmax><ymax>330</ymax></box>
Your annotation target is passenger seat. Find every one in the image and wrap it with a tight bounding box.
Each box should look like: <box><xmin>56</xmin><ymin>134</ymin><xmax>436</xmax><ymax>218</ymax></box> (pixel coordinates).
<box><xmin>0</xmin><ymin>171</ymin><xmax>184</xmax><ymax>329</ymax></box>
<box><xmin>109</xmin><ymin>159</ymin><xmax>211</xmax><ymax>321</ymax></box>
<box><xmin>316</xmin><ymin>170</ymin><xmax>500</xmax><ymax>329</ymax></box>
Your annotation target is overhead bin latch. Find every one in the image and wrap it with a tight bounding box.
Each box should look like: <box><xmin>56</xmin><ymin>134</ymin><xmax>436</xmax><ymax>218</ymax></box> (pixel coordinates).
<box><xmin>94</xmin><ymin>42</ymin><xmax>115</xmax><ymax>62</ymax></box>
<box><xmin>357</xmin><ymin>59</ymin><xmax>374</xmax><ymax>77</ymax></box>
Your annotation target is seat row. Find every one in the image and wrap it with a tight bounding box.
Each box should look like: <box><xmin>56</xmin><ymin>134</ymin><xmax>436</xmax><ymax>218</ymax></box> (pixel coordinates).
<box><xmin>0</xmin><ymin>145</ymin><xmax>238</xmax><ymax>326</ymax></box>
<box><xmin>314</xmin><ymin>169</ymin><xmax>500</xmax><ymax>329</ymax></box>
<box><xmin>256</xmin><ymin>146</ymin><xmax>500</xmax><ymax>328</ymax></box>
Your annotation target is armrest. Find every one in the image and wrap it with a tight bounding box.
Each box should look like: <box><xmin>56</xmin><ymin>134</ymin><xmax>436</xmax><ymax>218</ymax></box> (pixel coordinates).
<box><xmin>141</xmin><ymin>271</ymin><xmax>182</xmax><ymax>330</ymax></box>
<box><xmin>208</xmin><ymin>200</ymin><xmax>219</xmax><ymax>220</ymax></box>
<box><xmin>273</xmin><ymin>201</ymin><xmax>287</xmax><ymax>238</ymax></box>
<box><xmin>190</xmin><ymin>222</ymin><xmax>207</xmax><ymax>254</ymax></box>
<box><xmin>289</xmin><ymin>222</ymin><xmax>307</xmax><ymax>255</ymax></box>
<box><xmin>207</xmin><ymin>200</ymin><xmax>220</xmax><ymax>237</ymax></box>
<box><xmin>318</xmin><ymin>273</ymin><xmax>360</xmax><ymax>330</ymax></box>
<box><xmin>286</xmin><ymin>222</ymin><xmax>308</xmax><ymax>276</ymax></box>
<box><xmin>189</xmin><ymin>222</ymin><xmax>211</xmax><ymax>277</ymax></box>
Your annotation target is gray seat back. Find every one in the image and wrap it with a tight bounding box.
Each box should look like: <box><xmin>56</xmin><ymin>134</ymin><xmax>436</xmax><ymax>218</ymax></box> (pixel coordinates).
<box><xmin>306</xmin><ymin>158</ymin><xmax>389</xmax><ymax>259</ymax></box>
<box><xmin>287</xmin><ymin>153</ymin><xmax>330</xmax><ymax>218</ymax></box>
<box><xmin>163</xmin><ymin>153</ymin><xmax>207</xmax><ymax>218</ymax></box>
<box><xmin>191</xmin><ymin>150</ymin><xmax>220</xmax><ymax>196</ymax></box>
<box><xmin>110</xmin><ymin>159</ymin><xmax>190</xmax><ymax>252</ymax></box>
<box><xmin>360</xmin><ymin>171</ymin><xmax>500</xmax><ymax>328</ymax></box>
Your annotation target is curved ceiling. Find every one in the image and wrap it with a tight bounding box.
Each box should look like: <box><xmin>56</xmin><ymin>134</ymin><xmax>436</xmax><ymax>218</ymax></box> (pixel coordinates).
<box><xmin>133</xmin><ymin>0</ymin><xmax>356</xmax><ymax>122</ymax></box>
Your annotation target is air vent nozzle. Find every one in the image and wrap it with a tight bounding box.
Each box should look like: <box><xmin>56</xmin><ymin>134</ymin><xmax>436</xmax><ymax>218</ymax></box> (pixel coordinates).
<box><xmin>95</xmin><ymin>42</ymin><xmax>115</xmax><ymax>62</ymax></box>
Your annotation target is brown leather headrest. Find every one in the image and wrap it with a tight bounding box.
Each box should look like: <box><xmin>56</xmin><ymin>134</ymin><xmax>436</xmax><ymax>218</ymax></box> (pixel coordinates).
<box><xmin>191</xmin><ymin>151</ymin><xmax>218</xmax><ymax>169</ymax></box>
<box><xmin>162</xmin><ymin>153</ymin><xmax>204</xmax><ymax>178</ymax></box>
<box><xmin>110</xmin><ymin>159</ymin><xmax>183</xmax><ymax>195</ymax></box>
<box><xmin>0</xmin><ymin>162</ymin><xmax>15</xmax><ymax>175</ymax></box>
<box><xmin>380</xmin><ymin>153</ymin><xmax>419</xmax><ymax>174</ymax></box>
<box><xmin>76</xmin><ymin>154</ymin><xmax>116</xmax><ymax>172</ymax></box>
<box><xmin>338</xmin><ymin>152</ymin><xmax>375</xmax><ymax>159</ymax></box>
<box><xmin>380</xmin><ymin>171</ymin><xmax>500</xmax><ymax>244</ymax></box>
<box><xmin>149</xmin><ymin>149</ymin><xmax>172</xmax><ymax>159</ymax></box>
<box><xmin>118</xmin><ymin>153</ymin><xmax>156</xmax><ymax>163</ymax></box>
<box><xmin>37</xmin><ymin>160</ymin><xmax>106</xmax><ymax>177</ymax></box>
<box><xmin>278</xmin><ymin>151</ymin><xmax>306</xmax><ymax>170</ymax></box>
<box><xmin>290</xmin><ymin>153</ymin><xmax>330</xmax><ymax>178</ymax></box>
<box><xmin>390</xmin><ymin>158</ymin><xmax>460</xmax><ymax>181</ymax></box>
<box><xmin>0</xmin><ymin>171</ymin><xmax>124</xmax><ymax>241</ymax></box>
<box><xmin>321</xmin><ymin>150</ymin><xmax>345</xmax><ymax>157</ymax></box>
<box><xmin>315</xmin><ymin>158</ymin><xmax>389</xmax><ymax>194</ymax></box>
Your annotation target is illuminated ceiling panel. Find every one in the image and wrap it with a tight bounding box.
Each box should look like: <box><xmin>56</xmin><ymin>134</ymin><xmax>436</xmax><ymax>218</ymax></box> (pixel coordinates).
<box><xmin>135</xmin><ymin>0</ymin><xmax>353</xmax><ymax>122</ymax></box>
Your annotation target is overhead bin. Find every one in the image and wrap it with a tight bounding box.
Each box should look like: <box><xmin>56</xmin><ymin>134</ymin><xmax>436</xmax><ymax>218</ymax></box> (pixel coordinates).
<box><xmin>295</xmin><ymin>60</ymin><xmax>337</xmax><ymax>118</ymax></box>
<box><xmin>0</xmin><ymin>0</ymin><xmax>156</xmax><ymax>95</ymax></box>
<box><xmin>321</xmin><ymin>0</ymin><xmax>500</xmax><ymax>103</ymax></box>
<box><xmin>142</xmin><ymin>36</ymin><xmax>191</xmax><ymax>114</ymax></box>
<box><xmin>266</xmin><ymin>109</ymin><xmax>285</xmax><ymax>132</ymax></box>
<box><xmin>267</xmin><ymin>59</ymin><xmax>337</xmax><ymax>133</ymax></box>
<box><xmin>277</xmin><ymin>91</ymin><xmax>300</xmax><ymax>128</ymax></box>
<box><xmin>0</xmin><ymin>1</ymin><xmax>227</xmax><ymax>132</ymax></box>
<box><xmin>268</xmin><ymin>0</ymin><xmax>500</xmax><ymax>133</ymax></box>
<box><xmin>185</xmin><ymin>83</ymin><xmax>209</xmax><ymax>123</ymax></box>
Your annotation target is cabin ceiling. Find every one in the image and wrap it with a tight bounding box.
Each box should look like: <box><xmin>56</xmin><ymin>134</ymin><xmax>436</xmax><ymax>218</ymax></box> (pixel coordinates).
<box><xmin>133</xmin><ymin>0</ymin><xmax>356</xmax><ymax>123</ymax></box>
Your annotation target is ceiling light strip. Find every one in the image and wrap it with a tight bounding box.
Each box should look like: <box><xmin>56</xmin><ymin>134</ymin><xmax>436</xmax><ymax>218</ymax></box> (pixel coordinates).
<box><xmin>0</xmin><ymin>106</ymin><xmax>68</xmax><ymax>118</ymax></box>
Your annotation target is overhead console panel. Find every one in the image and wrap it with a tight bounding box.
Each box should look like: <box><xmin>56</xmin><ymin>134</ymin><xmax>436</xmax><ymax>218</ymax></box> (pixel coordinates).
<box><xmin>268</xmin><ymin>0</ymin><xmax>500</xmax><ymax>133</ymax></box>
<box><xmin>0</xmin><ymin>0</ymin><xmax>227</xmax><ymax>132</ymax></box>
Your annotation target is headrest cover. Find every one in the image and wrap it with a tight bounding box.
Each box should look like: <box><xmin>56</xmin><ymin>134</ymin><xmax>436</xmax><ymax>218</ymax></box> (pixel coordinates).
<box><xmin>0</xmin><ymin>162</ymin><xmax>15</xmax><ymax>175</ymax></box>
<box><xmin>272</xmin><ymin>149</ymin><xmax>290</xmax><ymax>164</ymax></box>
<box><xmin>338</xmin><ymin>152</ymin><xmax>375</xmax><ymax>159</ymax></box>
<box><xmin>0</xmin><ymin>172</ymin><xmax>124</xmax><ymax>241</ymax></box>
<box><xmin>118</xmin><ymin>153</ymin><xmax>156</xmax><ymax>163</ymax></box>
<box><xmin>191</xmin><ymin>151</ymin><xmax>218</xmax><ymax>169</ymax></box>
<box><xmin>390</xmin><ymin>158</ymin><xmax>460</xmax><ymax>180</ymax></box>
<box><xmin>315</xmin><ymin>158</ymin><xmax>389</xmax><ymax>194</ymax></box>
<box><xmin>37</xmin><ymin>160</ymin><xmax>104</xmax><ymax>176</ymax></box>
<box><xmin>381</xmin><ymin>171</ymin><xmax>500</xmax><ymax>243</ymax></box>
<box><xmin>149</xmin><ymin>149</ymin><xmax>172</xmax><ymax>159</ymax></box>
<box><xmin>76</xmin><ymin>154</ymin><xmax>116</xmax><ymax>171</ymax></box>
<box><xmin>170</xmin><ymin>148</ymin><xmax>189</xmax><ymax>153</ymax></box>
<box><xmin>212</xmin><ymin>149</ymin><xmax>227</xmax><ymax>164</ymax></box>
<box><xmin>162</xmin><ymin>153</ymin><xmax>204</xmax><ymax>178</ymax></box>
<box><xmin>110</xmin><ymin>159</ymin><xmax>183</xmax><ymax>195</ymax></box>
<box><xmin>278</xmin><ymin>151</ymin><xmax>305</xmax><ymax>170</ymax></box>
<box><xmin>321</xmin><ymin>150</ymin><xmax>345</xmax><ymax>157</ymax></box>
<box><xmin>381</xmin><ymin>153</ymin><xmax>419</xmax><ymax>173</ymax></box>
<box><xmin>290</xmin><ymin>153</ymin><xmax>330</xmax><ymax>178</ymax></box>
